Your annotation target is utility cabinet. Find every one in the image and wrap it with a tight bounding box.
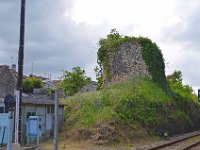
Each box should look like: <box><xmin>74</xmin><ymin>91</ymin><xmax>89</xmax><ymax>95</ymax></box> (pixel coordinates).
<box><xmin>0</xmin><ymin>113</ymin><xmax>13</xmax><ymax>145</ymax></box>
<box><xmin>26</xmin><ymin>116</ymin><xmax>42</xmax><ymax>145</ymax></box>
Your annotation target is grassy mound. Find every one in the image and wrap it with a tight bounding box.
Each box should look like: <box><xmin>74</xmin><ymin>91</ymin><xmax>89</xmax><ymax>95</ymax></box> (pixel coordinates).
<box><xmin>60</xmin><ymin>77</ymin><xmax>200</xmax><ymax>145</ymax></box>
<box><xmin>62</xmin><ymin>78</ymin><xmax>170</xmax><ymax>127</ymax></box>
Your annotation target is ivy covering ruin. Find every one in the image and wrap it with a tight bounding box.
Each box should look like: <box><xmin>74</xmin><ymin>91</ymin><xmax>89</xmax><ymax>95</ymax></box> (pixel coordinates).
<box><xmin>96</xmin><ymin>29</ymin><xmax>169</xmax><ymax>93</ymax></box>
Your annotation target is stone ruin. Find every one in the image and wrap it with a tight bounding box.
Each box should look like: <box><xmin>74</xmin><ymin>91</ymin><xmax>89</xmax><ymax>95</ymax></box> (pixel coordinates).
<box><xmin>104</xmin><ymin>41</ymin><xmax>151</xmax><ymax>86</ymax></box>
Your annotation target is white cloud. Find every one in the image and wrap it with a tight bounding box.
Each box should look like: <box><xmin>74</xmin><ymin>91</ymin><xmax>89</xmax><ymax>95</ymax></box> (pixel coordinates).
<box><xmin>65</xmin><ymin>0</ymin><xmax>200</xmax><ymax>89</ymax></box>
<box><xmin>69</xmin><ymin>0</ymin><xmax>174</xmax><ymax>27</ymax></box>
<box><xmin>1</xmin><ymin>0</ymin><xmax>200</xmax><ymax>91</ymax></box>
<box><xmin>84</xmin><ymin>63</ymin><xmax>97</xmax><ymax>81</ymax></box>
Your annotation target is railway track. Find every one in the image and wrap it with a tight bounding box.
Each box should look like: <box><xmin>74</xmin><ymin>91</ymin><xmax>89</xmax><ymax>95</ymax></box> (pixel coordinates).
<box><xmin>182</xmin><ymin>141</ymin><xmax>200</xmax><ymax>150</ymax></box>
<box><xmin>147</xmin><ymin>132</ymin><xmax>200</xmax><ymax>150</ymax></box>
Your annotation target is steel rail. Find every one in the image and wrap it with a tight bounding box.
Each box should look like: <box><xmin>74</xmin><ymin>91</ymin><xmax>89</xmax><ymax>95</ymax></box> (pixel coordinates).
<box><xmin>182</xmin><ymin>141</ymin><xmax>200</xmax><ymax>150</ymax></box>
<box><xmin>148</xmin><ymin>133</ymin><xmax>200</xmax><ymax>150</ymax></box>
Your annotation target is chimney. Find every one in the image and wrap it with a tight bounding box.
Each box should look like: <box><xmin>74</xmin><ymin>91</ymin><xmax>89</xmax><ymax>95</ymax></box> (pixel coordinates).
<box><xmin>11</xmin><ymin>64</ymin><xmax>16</xmax><ymax>71</ymax></box>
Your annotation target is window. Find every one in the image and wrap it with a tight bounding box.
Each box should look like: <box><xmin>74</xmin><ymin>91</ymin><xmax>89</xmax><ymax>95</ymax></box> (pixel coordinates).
<box><xmin>47</xmin><ymin>107</ymin><xmax>51</xmax><ymax>114</ymax></box>
<box><xmin>47</xmin><ymin>106</ymin><xmax>54</xmax><ymax>114</ymax></box>
<box><xmin>51</xmin><ymin>107</ymin><xmax>54</xmax><ymax>113</ymax></box>
<box><xmin>26</xmin><ymin>112</ymin><xmax>36</xmax><ymax>119</ymax></box>
<box><xmin>0</xmin><ymin>107</ymin><xmax>4</xmax><ymax>113</ymax></box>
<box><xmin>5</xmin><ymin>107</ymin><xmax>8</xmax><ymax>113</ymax></box>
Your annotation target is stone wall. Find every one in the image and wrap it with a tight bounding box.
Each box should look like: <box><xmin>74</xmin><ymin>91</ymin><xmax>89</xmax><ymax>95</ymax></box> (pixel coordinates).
<box><xmin>104</xmin><ymin>41</ymin><xmax>150</xmax><ymax>86</ymax></box>
<box><xmin>80</xmin><ymin>81</ymin><xmax>97</xmax><ymax>93</ymax></box>
<box><xmin>0</xmin><ymin>66</ymin><xmax>17</xmax><ymax>98</ymax></box>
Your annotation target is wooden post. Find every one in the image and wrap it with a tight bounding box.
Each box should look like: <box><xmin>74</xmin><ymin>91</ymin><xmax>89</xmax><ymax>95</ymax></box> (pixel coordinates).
<box><xmin>54</xmin><ymin>90</ymin><xmax>58</xmax><ymax>150</ymax></box>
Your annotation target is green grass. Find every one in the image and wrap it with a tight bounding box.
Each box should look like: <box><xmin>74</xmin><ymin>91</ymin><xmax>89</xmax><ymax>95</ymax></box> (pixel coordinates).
<box><xmin>170</xmin><ymin>110</ymin><xmax>190</xmax><ymax>121</ymax></box>
<box><xmin>61</xmin><ymin>78</ymin><xmax>171</xmax><ymax>127</ymax></box>
<box><xmin>60</xmin><ymin>77</ymin><xmax>200</xmax><ymax>146</ymax></box>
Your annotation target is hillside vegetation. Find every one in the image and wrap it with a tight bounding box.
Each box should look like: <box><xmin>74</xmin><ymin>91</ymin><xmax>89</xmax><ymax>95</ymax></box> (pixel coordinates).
<box><xmin>61</xmin><ymin>77</ymin><xmax>200</xmax><ymax>145</ymax></box>
<box><xmin>61</xmin><ymin>30</ymin><xmax>200</xmax><ymax>146</ymax></box>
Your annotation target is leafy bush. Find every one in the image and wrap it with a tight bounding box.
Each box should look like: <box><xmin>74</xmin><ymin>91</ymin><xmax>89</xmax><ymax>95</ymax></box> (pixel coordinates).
<box><xmin>23</xmin><ymin>77</ymin><xmax>43</xmax><ymax>93</ymax></box>
<box><xmin>61</xmin><ymin>66</ymin><xmax>91</xmax><ymax>96</ymax></box>
<box><xmin>167</xmin><ymin>70</ymin><xmax>197</xmax><ymax>102</ymax></box>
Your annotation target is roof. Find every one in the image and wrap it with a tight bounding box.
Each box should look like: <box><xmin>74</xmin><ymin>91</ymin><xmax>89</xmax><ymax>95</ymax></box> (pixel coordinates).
<box><xmin>0</xmin><ymin>94</ymin><xmax>64</xmax><ymax>106</ymax></box>
<box><xmin>53</xmin><ymin>80</ymin><xmax>62</xmax><ymax>86</ymax></box>
<box><xmin>0</xmin><ymin>65</ymin><xmax>9</xmax><ymax>75</ymax></box>
<box><xmin>22</xmin><ymin>94</ymin><xmax>55</xmax><ymax>105</ymax></box>
<box><xmin>0</xmin><ymin>65</ymin><xmax>18</xmax><ymax>82</ymax></box>
<box><xmin>9</xmin><ymin>69</ymin><xmax>18</xmax><ymax>82</ymax></box>
<box><xmin>0</xmin><ymin>64</ymin><xmax>63</xmax><ymax>106</ymax></box>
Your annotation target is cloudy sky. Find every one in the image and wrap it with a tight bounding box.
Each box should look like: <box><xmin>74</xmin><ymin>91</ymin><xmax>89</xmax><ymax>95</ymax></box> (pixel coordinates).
<box><xmin>0</xmin><ymin>0</ymin><xmax>200</xmax><ymax>91</ymax></box>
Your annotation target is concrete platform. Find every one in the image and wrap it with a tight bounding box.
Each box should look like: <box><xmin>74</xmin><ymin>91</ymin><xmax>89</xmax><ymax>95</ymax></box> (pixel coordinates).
<box><xmin>20</xmin><ymin>146</ymin><xmax>37</xmax><ymax>150</ymax></box>
<box><xmin>12</xmin><ymin>143</ymin><xmax>20</xmax><ymax>150</ymax></box>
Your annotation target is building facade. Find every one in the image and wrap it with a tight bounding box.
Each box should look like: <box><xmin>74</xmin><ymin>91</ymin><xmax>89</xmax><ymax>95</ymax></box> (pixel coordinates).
<box><xmin>0</xmin><ymin>65</ymin><xmax>64</xmax><ymax>144</ymax></box>
<box><xmin>0</xmin><ymin>96</ymin><xmax>64</xmax><ymax>144</ymax></box>
<box><xmin>0</xmin><ymin>65</ymin><xmax>17</xmax><ymax>98</ymax></box>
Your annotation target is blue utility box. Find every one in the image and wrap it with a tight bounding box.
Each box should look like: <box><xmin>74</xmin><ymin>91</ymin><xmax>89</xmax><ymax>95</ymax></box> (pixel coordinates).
<box><xmin>0</xmin><ymin>113</ymin><xmax>13</xmax><ymax>145</ymax></box>
<box><xmin>0</xmin><ymin>114</ymin><xmax>9</xmax><ymax>144</ymax></box>
<box><xmin>26</xmin><ymin>116</ymin><xmax>42</xmax><ymax>145</ymax></box>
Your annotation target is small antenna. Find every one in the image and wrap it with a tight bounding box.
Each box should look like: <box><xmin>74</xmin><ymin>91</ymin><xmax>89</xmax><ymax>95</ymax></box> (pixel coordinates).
<box><xmin>11</xmin><ymin>56</ymin><xmax>13</xmax><ymax>65</ymax></box>
<box><xmin>31</xmin><ymin>62</ymin><xmax>34</xmax><ymax>75</ymax></box>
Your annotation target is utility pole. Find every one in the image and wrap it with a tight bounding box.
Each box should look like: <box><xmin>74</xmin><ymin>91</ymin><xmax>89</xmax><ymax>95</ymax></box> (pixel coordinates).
<box><xmin>16</xmin><ymin>0</ymin><xmax>26</xmax><ymax>144</ymax></box>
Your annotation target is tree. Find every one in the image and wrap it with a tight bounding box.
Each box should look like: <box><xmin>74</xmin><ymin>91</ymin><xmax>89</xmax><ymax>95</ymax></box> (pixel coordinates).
<box><xmin>23</xmin><ymin>77</ymin><xmax>43</xmax><ymax>93</ymax></box>
<box><xmin>94</xmin><ymin>66</ymin><xmax>103</xmax><ymax>90</ymax></box>
<box><xmin>95</xmin><ymin>29</ymin><xmax>122</xmax><ymax>90</ymax></box>
<box><xmin>167</xmin><ymin>70</ymin><xmax>195</xmax><ymax>100</ymax></box>
<box><xmin>61</xmin><ymin>66</ymin><xmax>92</xmax><ymax>96</ymax></box>
<box><xmin>167</xmin><ymin>70</ymin><xmax>182</xmax><ymax>83</ymax></box>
